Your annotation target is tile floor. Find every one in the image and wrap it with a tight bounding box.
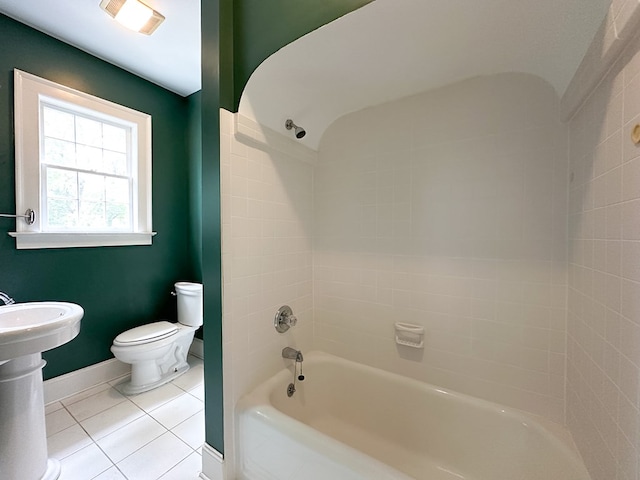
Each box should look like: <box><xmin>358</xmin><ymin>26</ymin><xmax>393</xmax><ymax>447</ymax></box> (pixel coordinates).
<box><xmin>45</xmin><ymin>356</ymin><xmax>205</xmax><ymax>480</ymax></box>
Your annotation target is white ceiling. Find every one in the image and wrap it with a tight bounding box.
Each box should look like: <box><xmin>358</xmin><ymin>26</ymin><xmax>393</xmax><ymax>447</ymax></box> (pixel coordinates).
<box><xmin>0</xmin><ymin>0</ymin><xmax>611</xmax><ymax>149</ymax></box>
<box><xmin>240</xmin><ymin>0</ymin><xmax>611</xmax><ymax>149</ymax></box>
<box><xmin>0</xmin><ymin>0</ymin><xmax>200</xmax><ymax>96</ymax></box>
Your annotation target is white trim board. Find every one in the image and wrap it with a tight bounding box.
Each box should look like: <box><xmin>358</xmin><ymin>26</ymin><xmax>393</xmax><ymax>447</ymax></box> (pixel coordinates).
<box><xmin>43</xmin><ymin>357</ymin><xmax>129</xmax><ymax>405</ymax></box>
<box><xmin>200</xmin><ymin>443</ymin><xmax>225</xmax><ymax>480</ymax></box>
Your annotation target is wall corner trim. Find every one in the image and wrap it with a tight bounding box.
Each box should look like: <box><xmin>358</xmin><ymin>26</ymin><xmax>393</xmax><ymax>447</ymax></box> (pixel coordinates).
<box><xmin>201</xmin><ymin>443</ymin><xmax>225</xmax><ymax>480</ymax></box>
<box><xmin>233</xmin><ymin>113</ymin><xmax>319</xmax><ymax>165</ymax></box>
<box><xmin>561</xmin><ymin>1</ymin><xmax>640</xmax><ymax>120</ymax></box>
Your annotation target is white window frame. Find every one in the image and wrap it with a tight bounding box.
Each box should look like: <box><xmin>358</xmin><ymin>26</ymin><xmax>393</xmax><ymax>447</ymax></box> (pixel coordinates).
<box><xmin>11</xmin><ymin>69</ymin><xmax>155</xmax><ymax>249</ymax></box>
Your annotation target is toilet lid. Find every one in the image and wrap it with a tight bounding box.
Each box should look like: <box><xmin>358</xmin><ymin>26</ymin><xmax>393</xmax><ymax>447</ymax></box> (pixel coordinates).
<box><xmin>114</xmin><ymin>321</ymin><xmax>178</xmax><ymax>346</ymax></box>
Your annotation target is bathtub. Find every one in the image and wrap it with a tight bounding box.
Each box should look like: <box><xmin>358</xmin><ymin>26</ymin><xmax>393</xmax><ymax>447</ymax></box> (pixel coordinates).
<box><xmin>236</xmin><ymin>352</ymin><xmax>590</xmax><ymax>480</ymax></box>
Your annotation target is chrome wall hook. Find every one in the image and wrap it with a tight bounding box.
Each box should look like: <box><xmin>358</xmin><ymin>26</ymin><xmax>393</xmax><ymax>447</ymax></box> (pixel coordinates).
<box><xmin>0</xmin><ymin>209</ymin><xmax>35</xmax><ymax>225</ymax></box>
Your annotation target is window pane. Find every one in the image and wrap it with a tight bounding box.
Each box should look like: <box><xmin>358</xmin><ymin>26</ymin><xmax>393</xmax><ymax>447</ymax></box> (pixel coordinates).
<box><xmin>41</xmin><ymin>102</ymin><xmax>135</xmax><ymax>232</ymax></box>
<box><xmin>76</xmin><ymin>144</ymin><xmax>104</xmax><ymax>172</ymax></box>
<box><xmin>105</xmin><ymin>177</ymin><xmax>129</xmax><ymax>203</ymax></box>
<box><xmin>76</xmin><ymin>116</ymin><xmax>102</xmax><ymax>148</ymax></box>
<box><xmin>46</xmin><ymin>168</ymin><xmax>77</xmax><ymax>200</ymax></box>
<box><xmin>43</xmin><ymin>106</ymin><xmax>74</xmax><ymax>141</ymax></box>
<box><xmin>78</xmin><ymin>173</ymin><xmax>106</xmax><ymax>229</ymax></box>
<box><xmin>106</xmin><ymin>177</ymin><xmax>131</xmax><ymax>229</ymax></box>
<box><xmin>44</xmin><ymin>138</ymin><xmax>76</xmax><ymax>168</ymax></box>
<box><xmin>79</xmin><ymin>173</ymin><xmax>105</xmax><ymax>203</ymax></box>
<box><xmin>103</xmin><ymin>150</ymin><xmax>127</xmax><ymax>176</ymax></box>
<box><xmin>79</xmin><ymin>201</ymin><xmax>106</xmax><ymax>228</ymax></box>
<box><xmin>106</xmin><ymin>203</ymin><xmax>130</xmax><ymax>228</ymax></box>
<box><xmin>103</xmin><ymin>124</ymin><xmax>127</xmax><ymax>153</ymax></box>
<box><xmin>47</xmin><ymin>199</ymin><xmax>78</xmax><ymax>228</ymax></box>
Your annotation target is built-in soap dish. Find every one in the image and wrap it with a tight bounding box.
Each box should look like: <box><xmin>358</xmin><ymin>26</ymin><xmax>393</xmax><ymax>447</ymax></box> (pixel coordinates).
<box><xmin>394</xmin><ymin>322</ymin><xmax>425</xmax><ymax>348</ymax></box>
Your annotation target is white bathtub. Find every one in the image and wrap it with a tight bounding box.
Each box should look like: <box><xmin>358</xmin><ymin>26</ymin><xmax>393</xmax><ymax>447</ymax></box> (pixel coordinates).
<box><xmin>236</xmin><ymin>352</ymin><xmax>590</xmax><ymax>480</ymax></box>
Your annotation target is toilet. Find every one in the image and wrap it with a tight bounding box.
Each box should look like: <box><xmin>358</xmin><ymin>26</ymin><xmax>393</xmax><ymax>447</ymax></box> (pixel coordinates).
<box><xmin>111</xmin><ymin>282</ymin><xmax>203</xmax><ymax>395</ymax></box>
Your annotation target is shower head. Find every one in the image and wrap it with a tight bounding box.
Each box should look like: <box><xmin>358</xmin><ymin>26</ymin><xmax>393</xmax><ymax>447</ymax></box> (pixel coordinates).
<box><xmin>285</xmin><ymin>119</ymin><xmax>306</xmax><ymax>139</ymax></box>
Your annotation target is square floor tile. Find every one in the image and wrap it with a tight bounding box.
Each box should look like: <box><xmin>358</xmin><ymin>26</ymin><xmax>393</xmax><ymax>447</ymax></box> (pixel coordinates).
<box><xmin>158</xmin><ymin>451</ymin><xmax>202</xmax><ymax>480</ymax></box>
<box><xmin>96</xmin><ymin>414</ymin><xmax>166</xmax><ymax>464</ymax></box>
<box><xmin>61</xmin><ymin>383</ymin><xmax>112</xmax><ymax>407</ymax></box>
<box><xmin>148</xmin><ymin>393</ymin><xmax>203</xmax><ymax>430</ymax></box>
<box><xmin>172</xmin><ymin>363</ymin><xmax>204</xmax><ymax>392</ymax></box>
<box><xmin>47</xmin><ymin>424</ymin><xmax>93</xmax><ymax>460</ymax></box>
<box><xmin>65</xmin><ymin>387</ymin><xmax>127</xmax><ymax>422</ymax></box>
<box><xmin>45</xmin><ymin>401</ymin><xmax>65</xmax><ymax>415</ymax></box>
<box><xmin>188</xmin><ymin>383</ymin><xmax>205</xmax><ymax>401</ymax></box>
<box><xmin>80</xmin><ymin>400</ymin><xmax>145</xmax><ymax>440</ymax></box>
<box><xmin>116</xmin><ymin>432</ymin><xmax>192</xmax><ymax>480</ymax></box>
<box><xmin>125</xmin><ymin>382</ymin><xmax>187</xmax><ymax>413</ymax></box>
<box><xmin>172</xmin><ymin>410</ymin><xmax>205</xmax><ymax>450</ymax></box>
<box><xmin>59</xmin><ymin>443</ymin><xmax>113</xmax><ymax>480</ymax></box>
<box><xmin>46</xmin><ymin>407</ymin><xmax>77</xmax><ymax>437</ymax></box>
<box><xmin>93</xmin><ymin>466</ymin><xmax>127</xmax><ymax>479</ymax></box>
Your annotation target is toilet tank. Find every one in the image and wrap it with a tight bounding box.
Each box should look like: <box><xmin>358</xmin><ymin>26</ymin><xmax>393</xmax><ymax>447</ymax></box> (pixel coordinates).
<box><xmin>175</xmin><ymin>282</ymin><xmax>203</xmax><ymax>327</ymax></box>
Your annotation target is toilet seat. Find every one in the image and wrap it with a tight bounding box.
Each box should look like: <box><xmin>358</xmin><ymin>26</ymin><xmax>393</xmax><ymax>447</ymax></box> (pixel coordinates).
<box><xmin>113</xmin><ymin>321</ymin><xmax>178</xmax><ymax>347</ymax></box>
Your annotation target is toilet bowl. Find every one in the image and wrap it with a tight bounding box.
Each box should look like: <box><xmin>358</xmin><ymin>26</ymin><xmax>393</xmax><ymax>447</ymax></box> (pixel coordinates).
<box><xmin>111</xmin><ymin>282</ymin><xmax>203</xmax><ymax>395</ymax></box>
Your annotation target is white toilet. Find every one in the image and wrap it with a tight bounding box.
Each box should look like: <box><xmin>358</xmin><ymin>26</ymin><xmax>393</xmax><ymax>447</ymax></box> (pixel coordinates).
<box><xmin>111</xmin><ymin>282</ymin><xmax>203</xmax><ymax>395</ymax></box>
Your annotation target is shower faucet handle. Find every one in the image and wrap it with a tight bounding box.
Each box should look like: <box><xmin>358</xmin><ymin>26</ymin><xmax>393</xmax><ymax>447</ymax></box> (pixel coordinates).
<box><xmin>274</xmin><ymin>305</ymin><xmax>297</xmax><ymax>333</ymax></box>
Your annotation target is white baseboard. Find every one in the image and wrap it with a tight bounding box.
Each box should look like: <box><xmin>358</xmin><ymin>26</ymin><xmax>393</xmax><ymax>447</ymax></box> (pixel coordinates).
<box><xmin>44</xmin><ymin>340</ymin><xmax>204</xmax><ymax>405</ymax></box>
<box><xmin>44</xmin><ymin>357</ymin><xmax>129</xmax><ymax>405</ymax></box>
<box><xmin>201</xmin><ymin>443</ymin><xmax>225</xmax><ymax>480</ymax></box>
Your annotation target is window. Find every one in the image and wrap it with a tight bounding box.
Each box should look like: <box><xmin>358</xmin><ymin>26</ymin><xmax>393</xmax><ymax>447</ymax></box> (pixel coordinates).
<box><xmin>11</xmin><ymin>69</ymin><xmax>154</xmax><ymax>249</ymax></box>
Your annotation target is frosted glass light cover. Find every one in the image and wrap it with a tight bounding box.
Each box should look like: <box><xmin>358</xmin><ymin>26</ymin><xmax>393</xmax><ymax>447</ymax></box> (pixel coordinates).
<box><xmin>115</xmin><ymin>0</ymin><xmax>153</xmax><ymax>32</ymax></box>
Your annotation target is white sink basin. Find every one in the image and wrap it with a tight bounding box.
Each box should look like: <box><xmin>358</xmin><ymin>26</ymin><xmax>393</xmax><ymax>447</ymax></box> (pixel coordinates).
<box><xmin>0</xmin><ymin>301</ymin><xmax>84</xmax><ymax>361</ymax></box>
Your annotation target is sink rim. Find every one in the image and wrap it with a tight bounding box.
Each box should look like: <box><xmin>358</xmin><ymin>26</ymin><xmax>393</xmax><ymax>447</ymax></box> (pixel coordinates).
<box><xmin>0</xmin><ymin>301</ymin><xmax>84</xmax><ymax>345</ymax></box>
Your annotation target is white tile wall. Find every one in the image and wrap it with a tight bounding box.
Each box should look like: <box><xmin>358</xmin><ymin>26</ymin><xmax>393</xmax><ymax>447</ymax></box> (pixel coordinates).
<box><xmin>567</xmin><ymin>25</ymin><xmax>640</xmax><ymax>480</ymax></box>
<box><xmin>220</xmin><ymin>111</ymin><xmax>315</xmax><ymax>479</ymax></box>
<box><xmin>315</xmin><ymin>73</ymin><xmax>568</xmax><ymax>423</ymax></box>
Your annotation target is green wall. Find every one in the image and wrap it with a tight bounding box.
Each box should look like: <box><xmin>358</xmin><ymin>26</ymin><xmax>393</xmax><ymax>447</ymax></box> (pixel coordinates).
<box><xmin>0</xmin><ymin>14</ymin><xmax>195</xmax><ymax>379</ymax></box>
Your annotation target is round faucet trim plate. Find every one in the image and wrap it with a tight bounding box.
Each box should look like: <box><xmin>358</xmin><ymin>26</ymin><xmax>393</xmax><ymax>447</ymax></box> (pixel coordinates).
<box><xmin>274</xmin><ymin>305</ymin><xmax>296</xmax><ymax>333</ymax></box>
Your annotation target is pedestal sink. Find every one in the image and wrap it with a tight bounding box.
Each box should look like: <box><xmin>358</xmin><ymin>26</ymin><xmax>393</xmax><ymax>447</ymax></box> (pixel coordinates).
<box><xmin>0</xmin><ymin>302</ymin><xmax>83</xmax><ymax>480</ymax></box>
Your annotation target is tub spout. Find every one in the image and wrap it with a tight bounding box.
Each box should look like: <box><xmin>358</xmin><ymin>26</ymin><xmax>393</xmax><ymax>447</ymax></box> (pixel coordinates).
<box><xmin>282</xmin><ymin>347</ymin><xmax>303</xmax><ymax>362</ymax></box>
<box><xmin>282</xmin><ymin>347</ymin><xmax>305</xmax><ymax>396</ymax></box>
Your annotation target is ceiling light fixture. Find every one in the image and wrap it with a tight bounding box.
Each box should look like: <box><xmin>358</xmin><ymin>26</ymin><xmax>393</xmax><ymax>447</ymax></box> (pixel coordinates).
<box><xmin>99</xmin><ymin>0</ymin><xmax>165</xmax><ymax>35</ymax></box>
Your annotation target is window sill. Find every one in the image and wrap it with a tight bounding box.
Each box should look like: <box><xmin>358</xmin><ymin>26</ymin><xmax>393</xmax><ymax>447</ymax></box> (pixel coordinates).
<box><xmin>8</xmin><ymin>232</ymin><xmax>157</xmax><ymax>249</ymax></box>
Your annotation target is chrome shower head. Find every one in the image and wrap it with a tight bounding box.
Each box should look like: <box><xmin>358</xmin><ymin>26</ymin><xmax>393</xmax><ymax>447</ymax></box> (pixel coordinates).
<box><xmin>285</xmin><ymin>119</ymin><xmax>306</xmax><ymax>139</ymax></box>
